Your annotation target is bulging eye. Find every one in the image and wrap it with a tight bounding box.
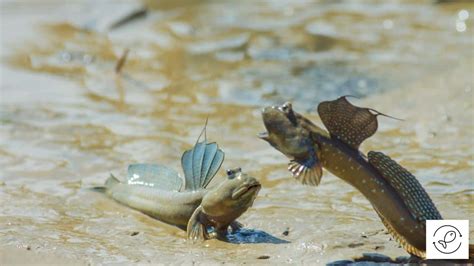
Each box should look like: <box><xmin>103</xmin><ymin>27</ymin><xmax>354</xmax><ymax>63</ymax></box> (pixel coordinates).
<box><xmin>281</xmin><ymin>102</ymin><xmax>292</xmax><ymax>113</ymax></box>
<box><xmin>226</xmin><ymin>167</ymin><xmax>242</xmax><ymax>179</ymax></box>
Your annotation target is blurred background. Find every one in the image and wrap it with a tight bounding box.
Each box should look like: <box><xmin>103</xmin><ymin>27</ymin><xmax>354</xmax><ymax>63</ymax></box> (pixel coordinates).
<box><xmin>0</xmin><ymin>0</ymin><xmax>473</xmax><ymax>264</ymax></box>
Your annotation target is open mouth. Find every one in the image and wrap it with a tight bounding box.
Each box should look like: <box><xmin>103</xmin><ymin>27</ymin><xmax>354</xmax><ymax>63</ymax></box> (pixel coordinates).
<box><xmin>247</xmin><ymin>183</ymin><xmax>261</xmax><ymax>192</ymax></box>
<box><xmin>232</xmin><ymin>182</ymin><xmax>261</xmax><ymax>199</ymax></box>
<box><xmin>257</xmin><ymin>131</ymin><xmax>269</xmax><ymax>140</ymax></box>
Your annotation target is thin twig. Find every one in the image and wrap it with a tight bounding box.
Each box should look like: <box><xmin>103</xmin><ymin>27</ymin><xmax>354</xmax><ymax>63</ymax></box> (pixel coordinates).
<box><xmin>115</xmin><ymin>48</ymin><xmax>130</xmax><ymax>74</ymax></box>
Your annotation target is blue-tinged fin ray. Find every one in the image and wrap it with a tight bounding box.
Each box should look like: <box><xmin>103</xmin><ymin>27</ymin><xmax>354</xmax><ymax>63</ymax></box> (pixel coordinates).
<box><xmin>181</xmin><ymin>149</ymin><xmax>194</xmax><ymax>189</ymax></box>
<box><xmin>200</xmin><ymin>143</ymin><xmax>218</xmax><ymax>186</ymax></box>
<box><xmin>181</xmin><ymin>120</ymin><xmax>225</xmax><ymax>191</ymax></box>
<box><xmin>192</xmin><ymin>142</ymin><xmax>206</xmax><ymax>186</ymax></box>
<box><xmin>202</xmin><ymin>147</ymin><xmax>224</xmax><ymax>188</ymax></box>
<box><xmin>127</xmin><ymin>164</ymin><xmax>182</xmax><ymax>191</ymax></box>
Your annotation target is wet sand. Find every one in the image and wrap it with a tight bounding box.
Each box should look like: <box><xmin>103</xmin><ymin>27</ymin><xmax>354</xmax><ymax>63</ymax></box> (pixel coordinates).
<box><xmin>1</xmin><ymin>0</ymin><xmax>473</xmax><ymax>265</ymax></box>
<box><xmin>0</xmin><ymin>246</ymin><xmax>86</xmax><ymax>266</ymax></box>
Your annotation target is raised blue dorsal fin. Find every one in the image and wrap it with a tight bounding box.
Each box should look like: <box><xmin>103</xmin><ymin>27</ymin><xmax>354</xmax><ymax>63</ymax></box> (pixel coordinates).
<box><xmin>181</xmin><ymin>120</ymin><xmax>225</xmax><ymax>191</ymax></box>
<box><xmin>192</xmin><ymin>142</ymin><xmax>206</xmax><ymax>185</ymax></box>
<box><xmin>202</xmin><ymin>145</ymin><xmax>224</xmax><ymax>188</ymax></box>
<box><xmin>181</xmin><ymin>149</ymin><xmax>195</xmax><ymax>189</ymax></box>
<box><xmin>200</xmin><ymin>143</ymin><xmax>218</xmax><ymax>186</ymax></box>
<box><xmin>127</xmin><ymin>164</ymin><xmax>182</xmax><ymax>191</ymax></box>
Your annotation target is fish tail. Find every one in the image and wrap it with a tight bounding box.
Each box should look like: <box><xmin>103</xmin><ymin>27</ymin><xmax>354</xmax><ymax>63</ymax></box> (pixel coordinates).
<box><xmin>438</xmin><ymin>240</ymin><xmax>447</xmax><ymax>249</ymax></box>
<box><xmin>105</xmin><ymin>174</ymin><xmax>121</xmax><ymax>190</ymax></box>
<box><xmin>91</xmin><ymin>174</ymin><xmax>120</xmax><ymax>193</ymax></box>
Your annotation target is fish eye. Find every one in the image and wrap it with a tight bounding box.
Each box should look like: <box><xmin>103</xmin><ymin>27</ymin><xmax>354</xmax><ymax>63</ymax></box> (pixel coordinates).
<box><xmin>226</xmin><ymin>168</ymin><xmax>242</xmax><ymax>179</ymax></box>
<box><xmin>282</xmin><ymin>102</ymin><xmax>292</xmax><ymax>111</ymax></box>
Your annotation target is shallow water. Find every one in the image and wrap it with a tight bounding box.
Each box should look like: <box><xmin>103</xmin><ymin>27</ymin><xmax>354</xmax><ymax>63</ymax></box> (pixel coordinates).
<box><xmin>1</xmin><ymin>0</ymin><xmax>473</xmax><ymax>264</ymax></box>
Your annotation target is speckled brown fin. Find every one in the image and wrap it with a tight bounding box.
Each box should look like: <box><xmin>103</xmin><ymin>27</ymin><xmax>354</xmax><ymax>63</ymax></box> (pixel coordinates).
<box><xmin>368</xmin><ymin>151</ymin><xmax>442</xmax><ymax>223</ymax></box>
<box><xmin>317</xmin><ymin>96</ymin><xmax>379</xmax><ymax>150</ymax></box>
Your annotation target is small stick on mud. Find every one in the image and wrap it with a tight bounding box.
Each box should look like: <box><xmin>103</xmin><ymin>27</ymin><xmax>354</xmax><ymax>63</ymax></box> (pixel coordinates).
<box><xmin>115</xmin><ymin>48</ymin><xmax>130</xmax><ymax>74</ymax></box>
<box><xmin>109</xmin><ymin>6</ymin><xmax>147</xmax><ymax>30</ymax></box>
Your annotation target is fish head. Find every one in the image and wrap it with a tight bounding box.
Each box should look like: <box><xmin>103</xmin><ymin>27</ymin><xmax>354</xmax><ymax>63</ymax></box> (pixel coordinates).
<box><xmin>202</xmin><ymin>168</ymin><xmax>261</xmax><ymax>220</ymax></box>
<box><xmin>259</xmin><ymin>102</ymin><xmax>324</xmax><ymax>185</ymax></box>
<box><xmin>259</xmin><ymin>102</ymin><xmax>314</xmax><ymax>159</ymax></box>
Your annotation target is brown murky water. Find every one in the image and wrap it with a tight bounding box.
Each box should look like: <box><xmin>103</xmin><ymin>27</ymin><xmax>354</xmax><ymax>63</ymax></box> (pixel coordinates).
<box><xmin>1</xmin><ymin>0</ymin><xmax>473</xmax><ymax>264</ymax></box>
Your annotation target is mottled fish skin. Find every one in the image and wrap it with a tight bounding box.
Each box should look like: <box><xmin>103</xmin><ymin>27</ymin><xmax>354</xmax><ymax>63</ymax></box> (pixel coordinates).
<box><xmin>259</xmin><ymin>98</ymin><xmax>443</xmax><ymax>258</ymax></box>
<box><xmin>104</xmin><ymin>125</ymin><xmax>260</xmax><ymax>241</ymax></box>
<box><xmin>106</xmin><ymin>180</ymin><xmax>206</xmax><ymax>228</ymax></box>
<box><xmin>104</xmin><ymin>169</ymin><xmax>260</xmax><ymax>240</ymax></box>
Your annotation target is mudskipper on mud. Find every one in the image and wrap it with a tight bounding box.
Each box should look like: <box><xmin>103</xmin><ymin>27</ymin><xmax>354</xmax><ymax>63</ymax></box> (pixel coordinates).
<box><xmin>100</xmin><ymin>124</ymin><xmax>261</xmax><ymax>241</ymax></box>
<box><xmin>259</xmin><ymin>96</ymin><xmax>445</xmax><ymax>258</ymax></box>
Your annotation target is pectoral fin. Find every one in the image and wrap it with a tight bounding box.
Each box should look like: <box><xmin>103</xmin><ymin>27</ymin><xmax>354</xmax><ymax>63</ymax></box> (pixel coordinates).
<box><xmin>186</xmin><ymin>206</ymin><xmax>209</xmax><ymax>241</ymax></box>
<box><xmin>288</xmin><ymin>151</ymin><xmax>323</xmax><ymax>186</ymax></box>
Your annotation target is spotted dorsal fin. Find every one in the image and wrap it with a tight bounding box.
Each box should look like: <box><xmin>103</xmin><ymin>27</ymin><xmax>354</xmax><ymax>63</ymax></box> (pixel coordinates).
<box><xmin>181</xmin><ymin>121</ymin><xmax>225</xmax><ymax>191</ymax></box>
<box><xmin>368</xmin><ymin>151</ymin><xmax>442</xmax><ymax>223</ymax></box>
<box><xmin>317</xmin><ymin>96</ymin><xmax>381</xmax><ymax>150</ymax></box>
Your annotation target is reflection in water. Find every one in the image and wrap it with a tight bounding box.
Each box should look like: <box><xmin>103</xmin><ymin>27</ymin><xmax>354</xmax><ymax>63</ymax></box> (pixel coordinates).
<box><xmin>226</xmin><ymin>228</ymin><xmax>290</xmax><ymax>244</ymax></box>
<box><xmin>0</xmin><ymin>0</ymin><xmax>473</xmax><ymax>264</ymax></box>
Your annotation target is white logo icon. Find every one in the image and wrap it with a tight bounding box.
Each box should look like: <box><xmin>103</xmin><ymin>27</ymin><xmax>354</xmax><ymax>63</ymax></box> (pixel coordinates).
<box><xmin>426</xmin><ymin>220</ymin><xmax>469</xmax><ymax>259</ymax></box>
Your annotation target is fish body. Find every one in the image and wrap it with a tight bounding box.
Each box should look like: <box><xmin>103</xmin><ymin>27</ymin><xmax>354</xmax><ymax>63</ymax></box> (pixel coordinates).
<box><xmin>259</xmin><ymin>98</ymin><xmax>442</xmax><ymax>258</ymax></box>
<box><xmin>312</xmin><ymin>133</ymin><xmax>427</xmax><ymax>255</ymax></box>
<box><xmin>105</xmin><ymin>177</ymin><xmax>206</xmax><ymax>228</ymax></box>
<box><xmin>103</xmin><ymin>130</ymin><xmax>261</xmax><ymax>240</ymax></box>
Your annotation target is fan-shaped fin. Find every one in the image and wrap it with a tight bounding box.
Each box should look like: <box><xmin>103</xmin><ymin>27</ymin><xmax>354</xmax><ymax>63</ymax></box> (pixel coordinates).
<box><xmin>181</xmin><ymin>122</ymin><xmax>225</xmax><ymax>191</ymax></box>
<box><xmin>288</xmin><ymin>151</ymin><xmax>323</xmax><ymax>186</ymax></box>
<box><xmin>127</xmin><ymin>164</ymin><xmax>182</xmax><ymax>191</ymax></box>
<box><xmin>368</xmin><ymin>151</ymin><xmax>442</xmax><ymax>223</ymax></box>
<box><xmin>317</xmin><ymin>96</ymin><xmax>379</xmax><ymax>150</ymax></box>
<box><xmin>181</xmin><ymin>149</ymin><xmax>194</xmax><ymax>189</ymax></box>
<box><xmin>200</xmin><ymin>143</ymin><xmax>218</xmax><ymax>186</ymax></box>
<box><xmin>202</xmin><ymin>146</ymin><xmax>224</xmax><ymax>188</ymax></box>
<box><xmin>192</xmin><ymin>142</ymin><xmax>206</xmax><ymax>186</ymax></box>
<box><xmin>186</xmin><ymin>206</ymin><xmax>209</xmax><ymax>241</ymax></box>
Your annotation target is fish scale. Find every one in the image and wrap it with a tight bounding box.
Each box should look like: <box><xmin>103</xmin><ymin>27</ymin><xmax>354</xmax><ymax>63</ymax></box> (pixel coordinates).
<box><xmin>368</xmin><ymin>151</ymin><xmax>442</xmax><ymax>223</ymax></box>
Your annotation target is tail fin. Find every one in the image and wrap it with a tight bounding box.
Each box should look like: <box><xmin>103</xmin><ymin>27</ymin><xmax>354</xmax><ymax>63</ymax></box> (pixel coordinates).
<box><xmin>438</xmin><ymin>240</ymin><xmax>447</xmax><ymax>249</ymax></box>
<box><xmin>105</xmin><ymin>174</ymin><xmax>121</xmax><ymax>190</ymax></box>
<box><xmin>91</xmin><ymin>174</ymin><xmax>120</xmax><ymax>193</ymax></box>
<box><xmin>181</xmin><ymin>120</ymin><xmax>225</xmax><ymax>191</ymax></box>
